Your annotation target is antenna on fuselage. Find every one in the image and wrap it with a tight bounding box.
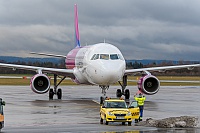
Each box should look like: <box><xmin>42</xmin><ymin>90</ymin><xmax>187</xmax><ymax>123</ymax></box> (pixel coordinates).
<box><xmin>74</xmin><ymin>4</ymin><xmax>81</xmax><ymax>47</ymax></box>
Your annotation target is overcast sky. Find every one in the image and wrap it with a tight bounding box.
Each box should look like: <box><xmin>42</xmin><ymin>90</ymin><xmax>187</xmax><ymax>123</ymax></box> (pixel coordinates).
<box><xmin>0</xmin><ymin>0</ymin><xmax>200</xmax><ymax>61</ymax></box>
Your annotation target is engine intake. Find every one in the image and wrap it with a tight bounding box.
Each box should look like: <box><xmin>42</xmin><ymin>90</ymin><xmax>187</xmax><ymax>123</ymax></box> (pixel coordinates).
<box><xmin>137</xmin><ymin>75</ymin><xmax>160</xmax><ymax>95</ymax></box>
<box><xmin>30</xmin><ymin>74</ymin><xmax>50</xmax><ymax>94</ymax></box>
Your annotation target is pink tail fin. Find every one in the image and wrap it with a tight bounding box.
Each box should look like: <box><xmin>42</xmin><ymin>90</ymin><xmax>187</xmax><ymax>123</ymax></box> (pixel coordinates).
<box><xmin>74</xmin><ymin>4</ymin><xmax>80</xmax><ymax>47</ymax></box>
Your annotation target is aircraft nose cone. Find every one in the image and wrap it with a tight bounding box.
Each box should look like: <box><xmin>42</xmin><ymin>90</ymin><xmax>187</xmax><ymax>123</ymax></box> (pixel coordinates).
<box><xmin>100</xmin><ymin>69</ymin><xmax>119</xmax><ymax>81</ymax></box>
<box><xmin>89</xmin><ymin>62</ymin><xmax>125</xmax><ymax>85</ymax></box>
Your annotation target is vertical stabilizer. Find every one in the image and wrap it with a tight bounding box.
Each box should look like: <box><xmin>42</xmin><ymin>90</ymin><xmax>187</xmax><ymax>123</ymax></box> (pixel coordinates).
<box><xmin>74</xmin><ymin>4</ymin><xmax>81</xmax><ymax>47</ymax></box>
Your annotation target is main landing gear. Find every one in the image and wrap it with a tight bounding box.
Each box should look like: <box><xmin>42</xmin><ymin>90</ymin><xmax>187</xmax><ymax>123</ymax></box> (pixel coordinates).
<box><xmin>49</xmin><ymin>74</ymin><xmax>66</xmax><ymax>100</ymax></box>
<box><xmin>99</xmin><ymin>75</ymin><xmax>130</xmax><ymax>104</ymax></box>
<box><xmin>117</xmin><ymin>75</ymin><xmax>130</xmax><ymax>100</ymax></box>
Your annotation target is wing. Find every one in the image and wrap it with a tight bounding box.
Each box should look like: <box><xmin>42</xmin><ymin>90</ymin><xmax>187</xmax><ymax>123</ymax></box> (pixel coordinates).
<box><xmin>0</xmin><ymin>63</ymin><xmax>75</xmax><ymax>79</ymax></box>
<box><xmin>125</xmin><ymin>64</ymin><xmax>200</xmax><ymax>75</ymax></box>
<box><xmin>128</xmin><ymin>79</ymin><xmax>200</xmax><ymax>83</ymax></box>
<box><xmin>30</xmin><ymin>52</ymin><xmax>66</xmax><ymax>58</ymax></box>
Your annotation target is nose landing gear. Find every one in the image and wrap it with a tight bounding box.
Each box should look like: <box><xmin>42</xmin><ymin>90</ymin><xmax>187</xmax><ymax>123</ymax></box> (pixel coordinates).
<box><xmin>99</xmin><ymin>75</ymin><xmax>130</xmax><ymax>104</ymax></box>
<box><xmin>99</xmin><ymin>85</ymin><xmax>109</xmax><ymax>104</ymax></box>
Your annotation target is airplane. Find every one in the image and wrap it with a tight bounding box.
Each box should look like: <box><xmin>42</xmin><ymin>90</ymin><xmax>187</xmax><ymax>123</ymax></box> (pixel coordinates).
<box><xmin>0</xmin><ymin>4</ymin><xmax>199</xmax><ymax>103</ymax></box>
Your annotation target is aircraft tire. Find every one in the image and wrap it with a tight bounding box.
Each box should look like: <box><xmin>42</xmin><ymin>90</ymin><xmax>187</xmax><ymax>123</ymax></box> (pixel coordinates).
<box><xmin>49</xmin><ymin>89</ymin><xmax>54</xmax><ymax>100</ymax></box>
<box><xmin>125</xmin><ymin>89</ymin><xmax>130</xmax><ymax>99</ymax></box>
<box><xmin>57</xmin><ymin>88</ymin><xmax>62</xmax><ymax>99</ymax></box>
<box><xmin>100</xmin><ymin>96</ymin><xmax>104</xmax><ymax>104</ymax></box>
<box><xmin>100</xmin><ymin>118</ymin><xmax>103</xmax><ymax>124</ymax></box>
<box><xmin>116</xmin><ymin>89</ymin><xmax>122</xmax><ymax>98</ymax></box>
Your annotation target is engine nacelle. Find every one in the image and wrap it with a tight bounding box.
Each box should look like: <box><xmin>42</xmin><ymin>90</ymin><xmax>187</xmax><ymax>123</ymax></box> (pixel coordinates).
<box><xmin>137</xmin><ymin>75</ymin><xmax>160</xmax><ymax>95</ymax></box>
<box><xmin>73</xmin><ymin>68</ymin><xmax>89</xmax><ymax>84</ymax></box>
<box><xmin>30</xmin><ymin>74</ymin><xmax>50</xmax><ymax>94</ymax></box>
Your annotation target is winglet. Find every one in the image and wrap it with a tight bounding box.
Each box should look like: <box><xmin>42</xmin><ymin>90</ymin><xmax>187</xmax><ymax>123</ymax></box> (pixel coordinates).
<box><xmin>74</xmin><ymin>4</ymin><xmax>81</xmax><ymax>47</ymax></box>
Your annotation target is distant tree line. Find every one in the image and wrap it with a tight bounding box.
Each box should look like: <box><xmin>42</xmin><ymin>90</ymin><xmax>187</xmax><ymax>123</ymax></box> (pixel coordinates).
<box><xmin>0</xmin><ymin>59</ymin><xmax>65</xmax><ymax>75</ymax></box>
<box><xmin>126</xmin><ymin>61</ymin><xmax>144</xmax><ymax>69</ymax></box>
<box><xmin>0</xmin><ymin>59</ymin><xmax>199</xmax><ymax>76</ymax></box>
<box><xmin>127</xmin><ymin>60</ymin><xmax>200</xmax><ymax>76</ymax></box>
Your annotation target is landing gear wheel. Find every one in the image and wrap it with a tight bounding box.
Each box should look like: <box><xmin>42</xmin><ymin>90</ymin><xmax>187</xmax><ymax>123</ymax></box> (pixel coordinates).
<box><xmin>100</xmin><ymin>96</ymin><xmax>104</xmax><ymax>104</ymax></box>
<box><xmin>49</xmin><ymin>89</ymin><xmax>54</xmax><ymax>100</ymax></box>
<box><xmin>57</xmin><ymin>88</ymin><xmax>62</xmax><ymax>99</ymax></box>
<box><xmin>116</xmin><ymin>89</ymin><xmax>122</xmax><ymax>98</ymax></box>
<box><xmin>125</xmin><ymin>89</ymin><xmax>130</xmax><ymax>99</ymax></box>
<box><xmin>122</xmin><ymin>122</ymin><xmax>125</xmax><ymax>125</ymax></box>
<box><xmin>128</xmin><ymin>121</ymin><xmax>132</xmax><ymax>126</ymax></box>
<box><xmin>100</xmin><ymin>118</ymin><xmax>103</xmax><ymax>124</ymax></box>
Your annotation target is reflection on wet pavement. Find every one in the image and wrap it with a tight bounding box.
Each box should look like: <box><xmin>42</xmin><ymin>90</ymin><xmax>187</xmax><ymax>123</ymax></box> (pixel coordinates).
<box><xmin>0</xmin><ymin>85</ymin><xmax>199</xmax><ymax>132</ymax></box>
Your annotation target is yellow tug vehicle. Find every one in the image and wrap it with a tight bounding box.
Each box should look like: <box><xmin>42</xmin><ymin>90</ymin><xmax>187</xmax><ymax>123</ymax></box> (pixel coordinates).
<box><xmin>0</xmin><ymin>98</ymin><xmax>5</xmax><ymax>131</ymax></box>
<box><xmin>100</xmin><ymin>98</ymin><xmax>139</xmax><ymax>126</ymax></box>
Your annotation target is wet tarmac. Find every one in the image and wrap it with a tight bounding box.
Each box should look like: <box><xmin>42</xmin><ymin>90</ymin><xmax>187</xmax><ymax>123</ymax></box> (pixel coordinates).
<box><xmin>0</xmin><ymin>85</ymin><xmax>200</xmax><ymax>133</ymax></box>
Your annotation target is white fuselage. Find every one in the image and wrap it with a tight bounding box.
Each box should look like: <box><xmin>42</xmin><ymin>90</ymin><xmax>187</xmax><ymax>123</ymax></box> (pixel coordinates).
<box><xmin>66</xmin><ymin>43</ymin><xmax>126</xmax><ymax>86</ymax></box>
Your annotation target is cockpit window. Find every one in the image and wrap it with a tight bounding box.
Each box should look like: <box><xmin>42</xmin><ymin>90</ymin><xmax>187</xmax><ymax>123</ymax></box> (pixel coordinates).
<box><xmin>91</xmin><ymin>54</ymin><xmax>99</xmax><ymax>60</ymax></box>
<box><xmin>100</xmin><ymin>54</ymin><xmax>109</xmax><ymax>60</ymax></box>
<box><xmin>110</xmin><ymin>54</ymin><xmax>119</xmax><ymax>60</ymax></box>
<box><xmin>118</xmin><ymin>54</ymin><xmax>124</xmax><ymax>60</ymax></box>
<box><xmin>91</xmin><ymin>54</ymin><xmax>124</xmax><ymax>60</ymax></box>
<box><xmin>91</xmin><ymin>54</ymin><xmax>96</xmax><ymax>60</ymax></box>
<box><xmin>94</xmin><ymin>54</ymin><xmax>99</xmax><ymax>60</ymax></box>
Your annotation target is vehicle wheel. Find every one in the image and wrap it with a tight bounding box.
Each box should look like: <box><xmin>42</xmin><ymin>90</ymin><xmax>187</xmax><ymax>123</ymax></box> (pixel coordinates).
<box><xmin>49</xmin><ymin>89</ymin><xmax>54</xmax><ymax>100</ymax></box>
<box><xmin>57</xmin><ymin>88</ymin><xmax>62</xmax><ymax>99</ymax></box>
<box><xmin>128</xmin><ymin>122</ymin><xmax>132</xmax><ymax>126</ymax></box>
<box><xmin>100</xmin><ymin>118</ymin><xmax>103</xmax><ymax>124</ymax></box>
<box><xmin>135</xmin><ymin>119</ymin><xmax>138</xmax><ymax>123</ymax></box>
<box><xmin>100</xmin><ymin>96</ymin><xmax>104</xmax><ymax>104</ymax></box>
<box><xmin>116</xmin><ymin>89</ymin><xmax>122</xmax><ymax>97</ymax></box>
<box><xmin>105</xmin><ymin>121</ymin><xmax>109</xmax><ymax>125</ymax></box>
<box><xmin>125</xmin><ymin>89</ymin><xmax>130</xmax><ymax>99</ymax></box>
<box><xmin>122</xmin><ymin>122</ymin><xmax>125</xmax><ymax>125</ymax></box>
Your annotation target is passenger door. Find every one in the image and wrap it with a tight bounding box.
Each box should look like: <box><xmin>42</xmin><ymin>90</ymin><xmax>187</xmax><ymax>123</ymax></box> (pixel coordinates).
<box><xmin>128</xmin><ymin>101</ymin><xmax>140</xmax><ymax>119</ymax></box>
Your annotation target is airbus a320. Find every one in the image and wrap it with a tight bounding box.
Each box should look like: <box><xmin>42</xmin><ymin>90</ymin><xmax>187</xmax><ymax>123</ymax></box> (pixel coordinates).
<box><xmin>0</xmin><ymin>4</ymin><xmax>199</xmax><ymax>103</ymax></box>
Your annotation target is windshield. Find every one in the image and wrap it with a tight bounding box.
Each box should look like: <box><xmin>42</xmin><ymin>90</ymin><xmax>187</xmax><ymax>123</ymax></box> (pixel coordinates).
<box><xmin>91</xmin><ymin>54</ymin><xmax>99</xmax><ymax>60</ymax></box>
<box><xmin>104</xmin><ymin>101</ymin><xmax>127</xmax><ymax>108</ymax></box>
<box><xmin>110</xmin><ymin>54</ymin><xmax>119</xmax><ymax>60</ymax></box>
<box><xmin>91</xmin><ymin>54</ymin><xmax>124</xmax><ymax>60</ymax></box>
<box><xmin>100</xmin><ymin>54</ymin><xmax>109</xmax><ymax>60</ymax></box>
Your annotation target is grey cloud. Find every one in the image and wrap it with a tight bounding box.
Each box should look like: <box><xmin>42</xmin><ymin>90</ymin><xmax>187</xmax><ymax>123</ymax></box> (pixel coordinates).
<box><xmin>0</xmin><ymin>0</ymin><xmax>199</xmax><ymax>61</ymax></box>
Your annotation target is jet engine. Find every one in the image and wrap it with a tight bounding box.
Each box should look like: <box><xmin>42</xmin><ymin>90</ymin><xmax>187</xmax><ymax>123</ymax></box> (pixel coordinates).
<box><xmin>30</xmin><ymin>74</ymin><xmax>50</xmax><ymax>94</ymax></box>
<box><xmin>137</xmin><ymin>75</ymin><xmax>160</xmax><ymax>95</ymax></box>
